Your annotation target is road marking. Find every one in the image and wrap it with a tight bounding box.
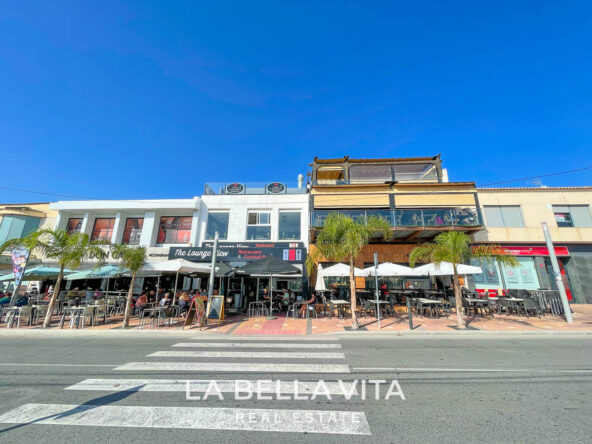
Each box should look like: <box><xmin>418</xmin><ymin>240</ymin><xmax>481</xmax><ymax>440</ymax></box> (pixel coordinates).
<box><xmin>115</xmin><ymin>362</ymin><xmax>351</xmax><ymax>373</ymax></box>
<box><xmin>189</xmin><ymin>337</ymin><xmax>339</xmax><ymax>342</ymax></box>
<box><xmin>0</xmin><ymin>363</ymin><xmax>117</xmax><ymax>367</ymax></box>
<box><xmin>148</xmin><ymin>351</ymin><xmax>346</xmax><ymax>359</ymax></box>
<box><xmin>0</xmin><ymin>404</ymin><xmax>370</xmax><ymax>435</ymax></box>
<box><xmin>65</xmin><ymin>379</ymin><xmax>358</xmax><ymax>395</ymax></box>
<box><xmin>352</xmin><ymin>367</ymin><xmax>592</xmax><ymax>373</ymax></box>
<box><xmin>173</xmin><ymin>342</ymin><xmax>342</xmax><ymax>349</ymax></box>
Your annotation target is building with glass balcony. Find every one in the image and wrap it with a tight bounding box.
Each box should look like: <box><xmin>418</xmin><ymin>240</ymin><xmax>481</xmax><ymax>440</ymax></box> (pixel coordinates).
<box><xmin>308</xmin><ymin>155</ymin><xmax>483</xmax><ymax>287</ymax></box>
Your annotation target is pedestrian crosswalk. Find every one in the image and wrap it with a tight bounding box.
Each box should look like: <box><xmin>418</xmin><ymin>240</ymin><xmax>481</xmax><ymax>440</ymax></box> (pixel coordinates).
<box><xmin>0</xmin><ymin>337</ymin><xmax>372</xmax><ymax>436</ymax></box>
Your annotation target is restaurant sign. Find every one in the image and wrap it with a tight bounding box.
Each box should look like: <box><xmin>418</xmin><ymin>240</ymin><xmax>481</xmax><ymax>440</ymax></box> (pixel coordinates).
<box><xmin>225</xmin><ymin>183</ymin><xmax>245</xmax><ymax>194</ymax></box>
<box><xmin>501</xmin><ymin>246</ymin><xmax>570</xmax><ymax>257</ymax></box>
<box><xmin>266</xmin><ymin>182</ymin><xmax>286</xmax><ymax>194</ymax></box>
<box><xmin>169</xmin><ymin>246</ymin><xmax>306</xmax><ymax>263</ymax></box>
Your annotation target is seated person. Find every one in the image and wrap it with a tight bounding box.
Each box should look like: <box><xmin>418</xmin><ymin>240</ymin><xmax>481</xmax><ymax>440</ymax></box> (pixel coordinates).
<box><xmin>133</xmin><ymin>292</ymin><xmax>148</xmax><ymax>314</ymax></box>
<box><xmin>299</xmin><ymin>291</ymin><xmax>318</xmax><ymax>317</ymax></box>
<box><xmin>178</xmin><ymin>292</ymin><xmax>191</xmax><ymax>311</ymax></box>
<box><xmin>15</xmin><ymin>295</ymin><xmax>29</xmax><ymax>307</ymax></box>
<box><xmin>159</xmin><ymin>292</ymin><xmax>172</xmax><ymax>307</ymax></box>
<box><xmin>281</xmin><ymin>289</ymin><xmax>291</xmax><ymax>308</ymax></box>
<box><xmin>261</xmin><ymin>288</ymin><xmax>269</xmax><ymax>300</ymax></box>
<box><xmin>0</xmin><ymin>293</ymin><xmax>11</xmax><ymax>306</ymax></box>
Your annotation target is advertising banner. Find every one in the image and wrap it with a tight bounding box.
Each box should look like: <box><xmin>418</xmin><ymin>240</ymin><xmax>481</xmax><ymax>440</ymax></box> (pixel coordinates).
<box><xmin>169</xmin><ymin>245</ymin><xmax>306</xmax><ymax>264</ymax></box>
<box><xmin>10</xmin><ymin>245</ymin><xmax>30</xmax><ymax>302</ymax></box>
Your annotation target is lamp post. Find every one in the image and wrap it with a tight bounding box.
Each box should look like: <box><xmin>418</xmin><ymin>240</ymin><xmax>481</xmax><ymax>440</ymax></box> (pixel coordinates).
<box><xmin>206</xmin><ymin>231</ymin><xmax>219</xmax><ymax>314</ymax></box>
<box><xmin>374</xmin><ymin>252</ymin><xmax>381</xmax><ymax>329</ymax></box>
<box><xmin>541</xmin><ymin>222</ymin><xmax>573</xmax><ymax>323</ymax></box>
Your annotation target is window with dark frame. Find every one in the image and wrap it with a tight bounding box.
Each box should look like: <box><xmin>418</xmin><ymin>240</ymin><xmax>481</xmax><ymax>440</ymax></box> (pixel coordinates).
<box><xmin>91</xmin><ymin>218</ymin><xmax>115</xmax><ymax>241</ymax></box>
<box><xmin>247</xmin><ymin>211</ymin><xmax>271</xmax><ymax>240</ymax></box>
<box><xmin>278</xmin><ymin>211</ymin><xmax>301</xmax><ymax>240</ymax></box>
<box><xmin>205</xmin><ymin>212</ymin><xmax>229</xmax><ymax>240</ymax></box>
<box><xmin>66</xmin><ymin>218</ymin><xmax>83</xmax><ymax>234</ymax></box>
<box><xmin>157</xmin><ymin>216</ymin><xmax>192</xmax><ymax>244</ymax></box>
<box><xmin>122</xmin><ymin>218</ymin><xmax>144</xmax><ymax>244</ymax></box>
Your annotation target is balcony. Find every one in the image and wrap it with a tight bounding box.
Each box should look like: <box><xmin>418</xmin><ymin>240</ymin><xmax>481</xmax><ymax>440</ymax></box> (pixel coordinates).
<box><xmin>310</xmin><ymin>208</ymin><xmax>482</xmax><ymax>239</ymax></box>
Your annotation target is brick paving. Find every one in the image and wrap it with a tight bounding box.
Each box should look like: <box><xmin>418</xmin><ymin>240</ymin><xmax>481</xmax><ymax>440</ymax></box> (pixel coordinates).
<box><xmin>3</xmin><ymin>305</ymin><xmax>592</xmax><ymax>334</ymax></box>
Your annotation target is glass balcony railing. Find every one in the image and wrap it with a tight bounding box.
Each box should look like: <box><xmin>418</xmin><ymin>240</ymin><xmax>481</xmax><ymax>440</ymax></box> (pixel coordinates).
<box><xmin>310</xmin><ymin>208</ymin><xmax>482</xmax><ymax>228</ymax></box>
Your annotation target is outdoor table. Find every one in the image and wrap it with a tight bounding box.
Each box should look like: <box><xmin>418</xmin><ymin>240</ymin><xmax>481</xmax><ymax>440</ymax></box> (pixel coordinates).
<box><xmin>59</xmin><ymin>306</ymin><xmax>85</xmax><ymax>329</ymax></box>
<box><xmin>328</xmin><ymin>300</ymin><xmax>351</xmax><ymax>319</ymax></box>
<box><xmin>1</xmin><ymin>307</ymin><xmax>20</xmax><ymax>328</ymax></box>
<box><xmin>289</xmin><ymin>301</ymin><xmax>309</xmax><ymax>318</ymax></box>
<box><xmin>416</xmin><ymin>298</ymin><xmax>441</xmax><ymax>318</ymax></box>
<box><xmin>365</xmin><ymin>299</ymin><xmax>396</xmax><ymax>318</ymax></box>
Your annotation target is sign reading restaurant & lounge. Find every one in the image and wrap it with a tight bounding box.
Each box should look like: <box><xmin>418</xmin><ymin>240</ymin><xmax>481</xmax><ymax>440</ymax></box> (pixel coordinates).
<box><xmin>169</xmin><ymin>242</ymin><xmax>306</xmax><ymax>263</ymax></box>
<box><xmin>225</xmin><ymin>183</ymin><xmax>245</xmax><ymax>194</ymax></box>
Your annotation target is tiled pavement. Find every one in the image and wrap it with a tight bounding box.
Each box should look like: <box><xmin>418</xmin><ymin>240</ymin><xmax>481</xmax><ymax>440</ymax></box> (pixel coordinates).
<box><xmin>5</xmin><ymin>305</ymin><xmax>592</xmax><ymax>334</ymax></box>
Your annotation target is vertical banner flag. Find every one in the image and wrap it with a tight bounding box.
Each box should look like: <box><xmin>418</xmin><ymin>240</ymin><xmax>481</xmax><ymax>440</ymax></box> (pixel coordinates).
<box><xmin>10</xmin><ymin>245</ymin><xmax>30</xmax><ymax>303</ymax></box>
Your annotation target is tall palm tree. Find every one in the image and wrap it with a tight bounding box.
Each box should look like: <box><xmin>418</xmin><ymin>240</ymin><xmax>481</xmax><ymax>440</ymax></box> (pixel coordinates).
<box><xmin>409</xmin><ymin>231</ymin><xmax>519</xmax><ymax>329</ymax></box>
<box><xmin>112</xmin><ymin>244</ymin><xmax>146</xmax><ymax>328</ymax></box>
<box><xmin>307</xmin><ymin>212</ymin><xmax>392</xmax><ymax>329</ymax></box>
<box><xmin>0</xmin><ymin>228</ymin><xmax>109</xmax><ymax>328</ymax></box>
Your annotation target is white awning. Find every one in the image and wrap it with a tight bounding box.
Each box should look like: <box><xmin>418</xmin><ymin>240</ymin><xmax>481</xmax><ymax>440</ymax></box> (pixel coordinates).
<box><xmin>317</xmin><ymin>263</ymin><xmax>365</xmax><ymax>277</ymax></box>
<box><xmin>362</xmin><ymin>262</ymin><xmax>423</xmax><ymax>277</ymax></box>
<box><xmin>412</xmin><ymin>262</ymin><xmax>483</xmax><ymax>276</ymax></box>
<box><xmin>140</xmin><ymin>259</ymin><xmax>216</xmax><ymax>274</ymax></box>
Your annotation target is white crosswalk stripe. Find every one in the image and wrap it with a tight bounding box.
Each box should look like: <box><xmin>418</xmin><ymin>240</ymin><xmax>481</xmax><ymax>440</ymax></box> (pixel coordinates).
<box><xmin>0</xmin><ymin>337</ymin><xmax>372</xmax><ymax>436</ymax></box>
<box><xmin>172</xmin><ymin>342</ymin><xmax>342</xmax><ymax>349</ymax></box>
<box><xmin>148</xmin><ymin>350</ymin><xmax>346</xmax><ymax>359</ymax></box>
<box><xmin>65</xmin><ymin>379</ymin><xmax>359</xmax><ymax>395</ymax></box>
<box><xmin>0</xmin><ymin>403</ymin><xmax>371</xmax><ymax>435</ymax></box>
<box><xmin>115</xmin><ymin>361</ymin><xmax>351</xmax><ymax>373</ymax></box>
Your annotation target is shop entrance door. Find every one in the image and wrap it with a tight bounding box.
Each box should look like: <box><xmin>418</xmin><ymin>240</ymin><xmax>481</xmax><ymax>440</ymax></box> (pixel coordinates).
<box><xmin>545</xmin><ymin>258</ymin><xmax>574</xmax><ymax>301</ymax></box>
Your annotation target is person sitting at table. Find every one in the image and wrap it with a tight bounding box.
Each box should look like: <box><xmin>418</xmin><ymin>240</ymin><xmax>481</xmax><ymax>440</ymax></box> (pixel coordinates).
<box><xmin>380</xmin><ymin>282</ymin><xmax>388</xmax><ymax>298</ymax></box>
<box><xmin>15</xmin><ymin>294</ymin><xmax>29</xmax><ymax>307</ymax></box>
<box><xmin>178</xmin><ymin>292</ymin><xmax>191</xmax><ymax>312</ymax></box>
<box><xmin>0</xmin><ymin>293</ymin><xmax>11</xmax><ymax>307</ymax></box>
<box><xmin>299</xmin><ymin>291</ymin><xmax>318</xmax><ymax>317</ymax></box>
<box><xmin>261</xmin><ymin>288</ymin><xmax>269</xmax><ymax>300</ymax></box>
<box><xmin>159</xmin><ymin>292</ymin><xmax>172</xmax><ymax>307</ymax></box>
<box><xmin>133</xmin><ymin>292</ymin><xmax>148</xmax><ymax>314</ymax></box>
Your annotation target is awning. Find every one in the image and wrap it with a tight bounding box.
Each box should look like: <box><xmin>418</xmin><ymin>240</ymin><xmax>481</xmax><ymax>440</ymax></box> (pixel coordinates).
<box><xmin>412</xmin><ymin>262</ymin><xmax>482</xmax><ymax>276</ymax></box>
<box><xmin>234</xmin><ymin>255</ymin><xmax>300</xmax><ymax>277</ymax></box>
<box><xmin>362</xmin><ymin>262</ymin><xmax>422</xmax><ymax>277</ymax></box>
<box><xmin>139</xmin><ymin>259</ymin><xmax>226</xmax><ymax>275</ymax></box>
<box><xmin>64</xmin><ymin>265</ymin><xmax>128</xmax><ymax>280</ymax></box>
<box><xmin>317</xmin><ymin>263</ymin><xmax>365</xmax><ymax>277</ymax></box>
<box><xmin>0</xmin><ymin>266</ymin><xmax>74</xmax><ymax>282</ymax></box>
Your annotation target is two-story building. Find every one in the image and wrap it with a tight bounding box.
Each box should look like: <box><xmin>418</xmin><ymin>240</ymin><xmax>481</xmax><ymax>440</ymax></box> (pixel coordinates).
<box><xmin>473</xmin><ymin>187</ymin><xmax>592</xmax><ymax>304</ymax></box>
<box><xmin>308</xmin><ymin>155</ymin><xmax>483</xmax><ymax>289</ymax></box>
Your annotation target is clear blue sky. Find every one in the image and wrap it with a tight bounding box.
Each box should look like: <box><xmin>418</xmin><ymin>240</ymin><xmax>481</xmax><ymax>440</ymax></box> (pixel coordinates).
<box><xmin>1</xmin><ymin>1</ymin><xmax>591</xmax><ymax>203</ymax></box>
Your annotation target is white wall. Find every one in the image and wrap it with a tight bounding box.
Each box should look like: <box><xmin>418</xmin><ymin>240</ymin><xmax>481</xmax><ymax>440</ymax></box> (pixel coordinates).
<box><xmin>199</xmin><ymin>194</ymin><xmax>310</xmax><ymax>246</ymax></box>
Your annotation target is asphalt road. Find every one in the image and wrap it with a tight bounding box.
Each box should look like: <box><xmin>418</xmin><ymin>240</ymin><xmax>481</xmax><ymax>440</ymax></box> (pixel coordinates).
<box><xmin>0</xmin><ymin>332</ymin><xmax>591</xmax><ymax>443</ymax></box>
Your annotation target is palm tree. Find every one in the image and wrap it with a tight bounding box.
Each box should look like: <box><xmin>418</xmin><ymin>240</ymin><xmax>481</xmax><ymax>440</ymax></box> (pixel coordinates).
<box><xmin>409</xmin><ymin>231</ymin><xmax>519</xmax><ymax>329</ymax></box>
<box><xmin>112</xmin><ymin>244</ymin><xmax>146</xmax><ymax>328</ymax></box>
<box><xmin>0</xmin><ymin>228</ymin><xmax>109</xmax><ymax>328</ymax></box>
<box><xmin>307</xmin><ymin>212</ymin><xmax>392</xmax><ymax>329</ymax></box>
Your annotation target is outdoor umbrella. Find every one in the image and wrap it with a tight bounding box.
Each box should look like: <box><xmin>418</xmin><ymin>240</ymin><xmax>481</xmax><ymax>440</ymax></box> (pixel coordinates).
<box><xmin>317</xmin><ymin>263</ymin><xmax>365</xmax><ymax>277</ymax></box>
<box><xmin>234</xmin><ymin>255</ymin><xmax>300</xmax><ymax>319</ymax></box>
<box><xmin>64</xmin><ymin>264</ymin><xmax>128</xmax><ymax>280</ymax></box>
<box><xmin>362</xmin><ymin>262</ymin><xmax>422</xmax><ymax>277</ymax></box>
<box><xmin>0</xmin><ymin>266</ymin><xmax>74</xmax><ymax>282</ymax></box>
<box><xmin>412</xmin><ymin>262</ymin><xmax>483</xmax><ymax>276</ymax></box>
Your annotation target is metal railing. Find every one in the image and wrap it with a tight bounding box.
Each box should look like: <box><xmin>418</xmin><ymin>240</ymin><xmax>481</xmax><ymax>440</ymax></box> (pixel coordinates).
<box><xmin>310</xmin><ymin>208</ymin><xmax>482</xmax><ymax>228</ymax></box>
<box><xmin>204</xmin><ymin>182</ymin><xmax>307</xmax><ymax>195</ymax></box>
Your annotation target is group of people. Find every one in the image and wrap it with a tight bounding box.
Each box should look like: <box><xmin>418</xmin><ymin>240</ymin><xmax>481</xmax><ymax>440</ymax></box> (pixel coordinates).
<box><xmin>260</xmin><ymin>288</ymin><xmax>323</xmax><ymax>317</ymax></box>
<box><xmin>0</xmin><ymin>291</ymin><xmax>30</xmax><ymax>307</ymax></box>
<box><xmin>133</xmin><ymin>288</ymin><xmax>212</xmax><ymax>317</ymax></box>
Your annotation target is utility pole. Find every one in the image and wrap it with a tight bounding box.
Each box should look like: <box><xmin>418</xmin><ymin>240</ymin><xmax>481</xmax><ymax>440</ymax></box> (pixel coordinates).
<box><xmin>374</xmin><ymin>252</ymin><xmax>381</xmax><ymax>328</ymax></box>
<box><xmin>207</xmin><ymin>231</ymin><xmax>219</xmax><ymax>312</ymax></box>
<box><xmin>541</xmin><ymin>222</ymin><xmax>573</xmax><ymax>323</ymax></box>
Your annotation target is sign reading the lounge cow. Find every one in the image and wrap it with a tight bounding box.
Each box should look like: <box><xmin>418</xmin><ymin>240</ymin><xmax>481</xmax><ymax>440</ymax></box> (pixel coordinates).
<box><xmin>225</xmin><ymin>183</ymin><xmax>245</xmax><ymax>194</ymax></box>
<box><xmin>266</xmin><ymin>182</ymin><xmax>286</xmax><ymax>194</ymax></box>
<box><xmin>169</xmin><ymin>245</ymin><xmax>306</xmax><ymax>263</ymax></box>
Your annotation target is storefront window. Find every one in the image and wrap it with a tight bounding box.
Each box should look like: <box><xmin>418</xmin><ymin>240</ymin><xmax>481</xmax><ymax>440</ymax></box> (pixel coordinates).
<box><xmin>122</xmin><ymin>218</ymin><xmax>144</xmax><ymax>244</ymax></box>
<box><xmin>471</xmin><ymin>257</ymin><xmax>540</xmax><ymax>290</ymax></box>
<box><xmin>91</xmin><ymin>218</ymin><xmax>115</xmax><ymax>241</ymax></box>
<box><xmin>157</xmin><ymin>216</ymin><xmax>192</xmax><ymax>244</ymax></box>
<box><xmin>66</xmin><ymin>218</ymin><xmax>83</xmax><ymax>234</ymax></box>
<box><xmin>279</xmin><ymin>211</ymin><xmax>300</xmax><ymax>240</ymax></box>
<box><xmin>205</xmin><ymin>212</ymin><xmax>229</xmax><ymax>240</ymax></box>
<box><xmin>247</xmin><ymin>211</ymin><xmax>271</xmax><ymax>240</ymax></box>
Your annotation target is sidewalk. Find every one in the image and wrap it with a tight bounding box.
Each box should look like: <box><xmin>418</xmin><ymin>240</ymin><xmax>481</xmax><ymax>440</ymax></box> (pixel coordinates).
<box><xmin>3</xmin><ymin>305</ymin><xmax>592</xmax><ymax>335</ymax></box>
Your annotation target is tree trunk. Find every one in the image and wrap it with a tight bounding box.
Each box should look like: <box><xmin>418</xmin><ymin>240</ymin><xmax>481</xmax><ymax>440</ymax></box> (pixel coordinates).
<box><xmin>452</xmin><ymin>264</ymin><xmax>465</xmax><ymax>329</ymax></box>
<box><xmin>349</xmin><ymin>257</ymin><xmax>359</xmax><ymax>329</ymax></box>
<box><xmin>122</xmin><ymin>273</ymin><xmax>136</xmax><ymax>328</ymax></box>
<box><xmin>43</xmin><ymin>265</ymin><xmax>64</xmax><ymax>328</ymax></box>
